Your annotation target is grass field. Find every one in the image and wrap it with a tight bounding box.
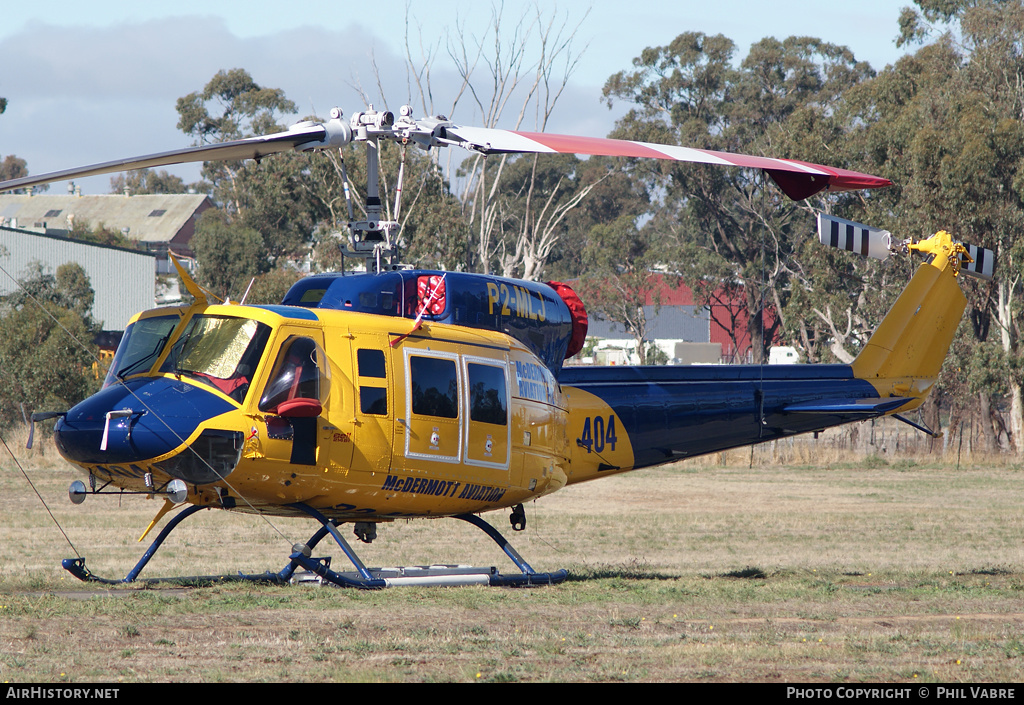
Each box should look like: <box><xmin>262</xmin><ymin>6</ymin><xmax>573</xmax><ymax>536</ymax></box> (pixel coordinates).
<box><xmin>1</xmin><ymin>433</ymin><xmax>1023</xmax><ymax>682</ymax></box>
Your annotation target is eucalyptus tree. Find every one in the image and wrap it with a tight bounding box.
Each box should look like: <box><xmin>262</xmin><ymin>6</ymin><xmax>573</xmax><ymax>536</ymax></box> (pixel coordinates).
<box><xmin>602</xmin><ymin>32</ymin><xmax>875</xmax><ymax>362</ymax></box>
<box><xmin>0</xmin><ymin>263</ymin><xmax>100</xmax><ymax>430</ymax></box>
<box><xmin>403</xmin><ymin>3</ymin><xmax>593</xmax><ymax>279</ymax></box>
<box><xmin>829</xmin><ymin>0</ymin><xmax>1024</xmax><ymax>451</ymax></box>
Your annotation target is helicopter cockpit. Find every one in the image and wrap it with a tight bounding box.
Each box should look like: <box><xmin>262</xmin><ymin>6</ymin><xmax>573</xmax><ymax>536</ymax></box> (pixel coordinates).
<box><xmin>107</xmin><ymin>312</ymin><xmax>273</xmax><ymax>405</ymax></box>
<box><xmin>258</xmin><ymin>335</ymin><xmax>330</xmax><ymax>417</ymax></box>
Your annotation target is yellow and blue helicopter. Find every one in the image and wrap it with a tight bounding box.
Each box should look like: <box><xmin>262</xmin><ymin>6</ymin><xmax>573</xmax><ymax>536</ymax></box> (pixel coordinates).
<box><xmin>0</xmin><ymin>106</ymin><xmax>993</xmax><ymax>588</ymax></box>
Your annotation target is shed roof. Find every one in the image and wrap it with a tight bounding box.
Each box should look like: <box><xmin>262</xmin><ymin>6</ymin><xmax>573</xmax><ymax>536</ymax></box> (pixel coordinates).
<box><xmin>0</xmin><ymin>193</ymin><xmax>211</xmax><ymax>244</ymax></box>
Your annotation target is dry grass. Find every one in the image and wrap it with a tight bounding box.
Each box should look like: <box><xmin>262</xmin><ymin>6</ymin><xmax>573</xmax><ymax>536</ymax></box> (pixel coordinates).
<box><xmin>2</xmin><ymin>426</ymin><xmax>1023</xmax><ymax>682</ymax></box>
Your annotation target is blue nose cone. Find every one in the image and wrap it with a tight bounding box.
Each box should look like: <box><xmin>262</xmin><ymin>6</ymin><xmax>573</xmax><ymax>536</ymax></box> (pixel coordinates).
<box><xmin>54</xmin><ymin>377</ymin><xmax>236</xmax><ymax>465</ymax></box>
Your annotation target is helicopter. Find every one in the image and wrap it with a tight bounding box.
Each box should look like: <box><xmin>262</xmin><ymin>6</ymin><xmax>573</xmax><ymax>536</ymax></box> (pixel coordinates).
<box><xmin>0</xmin><ymin>104</ymin><xmax>993</xmax><ymax>588</ymax></box>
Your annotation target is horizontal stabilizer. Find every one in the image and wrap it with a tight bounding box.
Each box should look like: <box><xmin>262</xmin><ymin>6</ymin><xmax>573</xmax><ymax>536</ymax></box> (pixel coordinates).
<box><xmin>960</xmin><ymin>244</ymin><xmax>995</xmax><ymax>281</ymax></box>
<box><xmin>782</xmin><ymin>397</ymin><xmax>913</xmax><ymax>416</ymax></box>
<box><xmin>817</xmin><ymin>213</ymin><xmax>893</xmax><ymax>260</ymax></box>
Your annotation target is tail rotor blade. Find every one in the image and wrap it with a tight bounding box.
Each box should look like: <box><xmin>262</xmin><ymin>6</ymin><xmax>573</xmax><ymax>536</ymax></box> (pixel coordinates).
<box><xmin>816</xmin><ymin>213</ymin><xmax>893</xmax><ymax>260</ymax></box>
<box><xmin>960</xmin><ymin>244</ymin><xmax>995</xmax><ymax>281</ymax></box>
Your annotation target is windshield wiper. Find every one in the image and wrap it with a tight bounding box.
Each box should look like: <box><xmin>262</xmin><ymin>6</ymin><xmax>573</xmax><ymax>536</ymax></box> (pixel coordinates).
<box><xmin>116</xmin><ymin>333</ymin><xmax>172</xmax><ymax>381</ymax></box>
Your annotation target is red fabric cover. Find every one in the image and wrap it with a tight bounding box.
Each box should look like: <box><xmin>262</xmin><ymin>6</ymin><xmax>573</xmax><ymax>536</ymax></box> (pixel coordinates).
<box><xmin>547</xmin><ymin>281</ymin><xmax>589</xmax><ymax>359</ymax></box>
<box><xmin>417</xmin><ymin>275</ymin><xmax>447</xmax><ymax>316</ymax></box>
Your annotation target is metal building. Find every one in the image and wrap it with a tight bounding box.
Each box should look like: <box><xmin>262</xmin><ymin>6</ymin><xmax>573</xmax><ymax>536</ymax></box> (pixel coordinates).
<box><xmin>0</xmin><ymin>225</ymin><xmax>155</xmax><ymax>331</ymax></box>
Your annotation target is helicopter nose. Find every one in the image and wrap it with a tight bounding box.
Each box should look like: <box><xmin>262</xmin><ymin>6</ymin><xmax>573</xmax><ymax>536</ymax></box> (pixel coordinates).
<box><xmin>54</xmin><ymin>377</ymin><xmax>236</xmax><ymax>467</ymax></box>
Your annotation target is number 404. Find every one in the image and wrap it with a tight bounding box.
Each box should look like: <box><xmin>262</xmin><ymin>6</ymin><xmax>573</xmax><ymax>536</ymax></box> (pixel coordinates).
<box><xmin>579</xmin><ymin>415</ymin><xmax>618</xmax><ymax>453</ymax></box>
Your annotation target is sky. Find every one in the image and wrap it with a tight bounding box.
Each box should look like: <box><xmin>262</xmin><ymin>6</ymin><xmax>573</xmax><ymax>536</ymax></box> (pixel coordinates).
<box><xmin>0</xmin><ymin>0</ymin><xmax>915</xmax><ymax>194</ymax></box>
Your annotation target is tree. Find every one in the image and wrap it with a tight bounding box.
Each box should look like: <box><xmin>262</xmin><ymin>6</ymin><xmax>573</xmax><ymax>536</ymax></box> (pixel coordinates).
<box><xmin>828</xmin><ymin>1</ymin><xmax>1024</xmax><ymax>453</ymax></box>
<box><xmin>576</xmin><ymin>214</ymin><xmax>670</xmax><ymax>363</ymax></box>
<box><xmin>404</xmin><ymin>3</ymin><xmax>592</xmax><ymax>279</ymax></box>
<box><xmin>109</xmin><ymin>168</ymin><xmax>190</xmax><ymax>195</ymax></box>
<box><xmin>243</xmin><ymin>268</ymin><xmax>306</xmax><ymax>305</ymax></box>
<box><xmin>189</xmin><ymin>209</ymin><xmax>268</xmax><ymax>300</ymax></box>
<box><xmin>0</xmin><ymin>97</ymin><xmax>46</xmax><ymax>193</ymax></box>
<box><xmin>0</xmin><ymin>155</ymin><xmax>28</xmax><ymax>184</ymax></box>
<box><xmin>176</xmin><ymin>69</ymin><xmax>298</xmax><ymax>217</ymax></box>
<box><xmin>176</xmin><ymin>70</ymin><xmax>338</xmax><ymax>274</ymax></box>
<box><xmin>0</xmin><ymin>262</ymin><xmax>100</xmax><ymax>429</ymax></box>
<box><xmin>603</xmin><ymin>33</ymin><xmax>875</xmax><ymax>362</ymax></box>
<box><xmin>66</xmin><ymin>219</ymin><xmax>139</xmax><ymax>250</ymax></box>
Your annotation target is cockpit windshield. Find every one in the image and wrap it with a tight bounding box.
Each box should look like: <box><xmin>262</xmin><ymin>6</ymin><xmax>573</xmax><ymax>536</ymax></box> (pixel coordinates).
<box><xmin>159</xmin><ymin>315</ymin><xmax>272</xmax><ymax>402</ymax></box>
<box><xmin>103</xmin><ymin>314</ymin><xmax>180</xmax><ymax>388</ymax></box>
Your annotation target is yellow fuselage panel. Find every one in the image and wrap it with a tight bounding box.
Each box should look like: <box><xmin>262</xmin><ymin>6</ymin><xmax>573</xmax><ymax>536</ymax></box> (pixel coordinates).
<box><xmin>101</xmin><ymin>309</ymin><xmax>574</xmax><ymax>520</ymax></box>
<box><xmin>561</xmin><ymin>386</ymin><xmax>635</xmax><ymax>484</ymax></box>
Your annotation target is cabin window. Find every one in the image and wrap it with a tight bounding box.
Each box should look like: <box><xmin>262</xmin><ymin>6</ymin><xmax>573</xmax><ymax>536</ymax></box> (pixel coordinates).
<box><xmin>357</xmin><ymin>348</ymin><xmax>387</xmax><ymax>415</ymax></box>
<box><xmin>410</xmin><ymin>355</ymin><xmax>458</xmax><ymax>419</ymax></box>
<box><xmin>467</xmin><ymin>363</ymin><xmax>507</xmax><ymax>425</ymax></box>
<box><xmin>104</xmin><ymin>314</ymin><xmax>180</xmax><ymax>387</ymax></box>
<box><xmin>259</xmin><ymin>336</ymin><xmax>329</xmax><ymax>414</ymax></box>
<box><xmin>357</xmin><ymin>349</ymin><xmax>386</xmax><ymax>378</ymax></box>
<box><xmin>360</xmin><ymin>387</ymin><xmax>388</xmax><ymax>415</ymax></box>
<box><xmin>160</xmin><ymin>315</ymin><xmax>271</xmax><ymax>403</ymax></box>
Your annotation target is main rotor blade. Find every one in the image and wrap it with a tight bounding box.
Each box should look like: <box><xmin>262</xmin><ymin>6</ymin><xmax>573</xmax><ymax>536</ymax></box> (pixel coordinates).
<box><xmin>444</xmin><ymin>126</ymin><xmax>891</xmax><ymax>201</ymax></box>
<box><xmin>0</xmin><ymin>122</ymin><xmax>339</xmax><ymax>193</ymax></box>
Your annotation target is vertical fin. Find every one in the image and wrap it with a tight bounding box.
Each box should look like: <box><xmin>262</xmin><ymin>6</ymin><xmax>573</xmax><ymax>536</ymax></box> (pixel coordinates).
<box><xmin>852</xmin><ymin>231</ymin><xmax>967</xmax><ymax>393</ymax></box>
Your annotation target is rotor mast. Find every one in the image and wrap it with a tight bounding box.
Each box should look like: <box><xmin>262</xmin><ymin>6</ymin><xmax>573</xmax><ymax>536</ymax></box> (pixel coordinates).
<box><xmin>339</xmin><ymin>104</ymin><xmax>447</xmax><ymax>272</ymax></box>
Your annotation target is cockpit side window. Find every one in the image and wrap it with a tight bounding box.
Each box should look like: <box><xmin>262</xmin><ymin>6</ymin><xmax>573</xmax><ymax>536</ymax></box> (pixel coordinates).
<box><xmin>259</xmin><ymin>336</ymin><xmax>330</xmax><ymax>414</ymax></box>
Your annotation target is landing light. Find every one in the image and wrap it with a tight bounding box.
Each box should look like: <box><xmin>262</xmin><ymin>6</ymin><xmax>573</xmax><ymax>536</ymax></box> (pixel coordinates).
<box><xmin>69</xmin><ymin>480</ymin><xmax>87</xmax><ymax>505</ymax></box>
<box><xmin>68</xmin><ymin>478</ymin><xmax>188</xmax><ymax>504</ymax></box>
<box><xmin>167</xmin><ymin>479</ymin><xmax>188</xmax><ymax>504</ymax></box>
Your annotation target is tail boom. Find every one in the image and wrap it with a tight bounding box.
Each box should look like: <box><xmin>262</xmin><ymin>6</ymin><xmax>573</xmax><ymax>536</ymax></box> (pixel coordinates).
<box><xmin>560</xmin><ymin>364</ymin><xmax>899</xmax><ymax>484</ymax></box>
<box><xmin>560</xmin><ymin>230</ymin><xmax>969</xmax><ymax>484</ymax></box>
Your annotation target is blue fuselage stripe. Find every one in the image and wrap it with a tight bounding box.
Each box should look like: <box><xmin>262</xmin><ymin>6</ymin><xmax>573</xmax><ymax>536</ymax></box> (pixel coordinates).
<box><xmin>561</xmin><ymin>365</ymin><xmax>880</xmax><ymax>466</ymax></box>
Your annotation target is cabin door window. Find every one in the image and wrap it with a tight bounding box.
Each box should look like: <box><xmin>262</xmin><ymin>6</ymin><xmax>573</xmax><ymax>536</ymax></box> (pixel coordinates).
<box><xmin>357</xmin><ymin>348</ymin><xmax>388</xmax><ymax>416</ymax></box>
<box><xmin>352</xmin><ymin>345</ymin><xmax>392</xmax><ymax>475</ymax></box>
<box><xmin>464</xmin><ymin>358</ymin><xmax>510</xmax><ymax>469</ymax></box>
<box><xmin>404</xmin><ymin>351</ymin><xmax>461</xmax><ymax>463</ymax></box>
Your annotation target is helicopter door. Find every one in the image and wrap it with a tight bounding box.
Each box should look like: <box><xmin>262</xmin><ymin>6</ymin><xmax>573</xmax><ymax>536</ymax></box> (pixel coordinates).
<box><xmin>403</xmin><ymin>350</ymin><xmax>462</xmax><ymax>464</ymax></box>
<box><xmin>463</xmin><ymin>357</ymin><xmax>510</xmax><ymax>469</ymax></box>
<box><xmin>350</xmin><ymin>343</ymin><xmax>393</xmax><ymax>474</ymax></box>
<box><xmin>256</xmin><ymin>333</ymin><xmax>331</xmax><ymax>468</ymax></box>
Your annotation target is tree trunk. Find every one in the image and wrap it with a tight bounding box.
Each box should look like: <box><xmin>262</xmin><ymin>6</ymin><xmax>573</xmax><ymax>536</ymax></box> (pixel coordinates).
<box><xmin>997</xmin><ymin>278</ymin><xmax>1022</xmax><ymax>455</ymax></box>
<box><xmin>979</xmin><ymin>392</ymin><xmax>997</xmax><ymax>452</ymax></box>
<box><xmin>1011</xmin><ymin>382</ymin><xmax>1023</xmax><ymax>455</ymax></box>
<box><xmin>746</xmin><ymin>286</ymin><xmax>765</xmax><ymax>364</ymax></box>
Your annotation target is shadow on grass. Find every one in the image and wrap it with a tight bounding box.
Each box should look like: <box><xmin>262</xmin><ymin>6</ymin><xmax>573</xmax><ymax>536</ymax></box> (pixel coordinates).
<box><xmin>565</xmin><ymin>563</ymin><xmax>680</xmax><ymax>582</ymax></box>
<box><xmin>720</xmin><ymin>566</ymin><xmax>769</xmax><ymax>579</ymax></box>
<box><xmin>969</xmin><ymin>566</ymin><xmax>1015</xmax><ymax>576</ymax></box>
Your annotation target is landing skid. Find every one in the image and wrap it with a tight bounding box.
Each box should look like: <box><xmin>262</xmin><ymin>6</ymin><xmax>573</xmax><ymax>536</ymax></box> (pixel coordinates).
<box><xmin>61</xmin><ymin>503</ymin><xmax>568</xmax><ymax>589</ymax></box>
